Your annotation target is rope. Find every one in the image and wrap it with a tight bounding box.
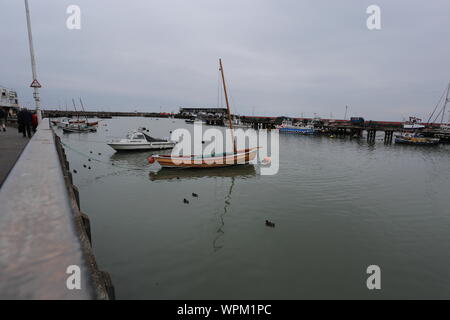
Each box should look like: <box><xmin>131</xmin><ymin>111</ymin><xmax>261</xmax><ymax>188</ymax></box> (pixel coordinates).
<box><xmin>427</xmin><ymin>85</ymin><xmax>447</xmax><ymax>123</ymax></box>
<box><xmin>60</xmin><ymin>140</ymin><xmax>147</xmax><ymax>172</ymax></box>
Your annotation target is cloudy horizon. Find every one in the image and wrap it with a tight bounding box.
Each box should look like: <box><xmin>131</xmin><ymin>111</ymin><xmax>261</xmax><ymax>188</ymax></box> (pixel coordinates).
<box><xmin>1</xmin><ymin>0</ymin><xmax>449</xmax><ymax>121</ymax></box>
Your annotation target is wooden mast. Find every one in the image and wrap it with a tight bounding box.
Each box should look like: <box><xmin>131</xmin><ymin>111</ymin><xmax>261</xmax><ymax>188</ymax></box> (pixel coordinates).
<box><xmin>219</xmin><ymin>58</ymin><xmax>236</xmax><ymax>152</ymax></box>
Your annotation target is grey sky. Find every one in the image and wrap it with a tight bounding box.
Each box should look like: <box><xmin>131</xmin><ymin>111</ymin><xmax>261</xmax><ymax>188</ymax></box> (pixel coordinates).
<box><xmin>1</xmin><ymin>0</ymin><xmax>449</xmax><ymax>120</ymax></box>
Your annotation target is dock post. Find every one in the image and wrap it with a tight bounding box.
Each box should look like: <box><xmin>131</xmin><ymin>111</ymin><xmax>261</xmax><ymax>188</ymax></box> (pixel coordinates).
<box><xmin>367</xmin><ymin>129</ymin><xmax>376</xmax><ymax>143</ymax></box>
<box><xmin>384</xmin><ymin>130</ymin><xmax>393</xmax><ymax>144</ymax></box>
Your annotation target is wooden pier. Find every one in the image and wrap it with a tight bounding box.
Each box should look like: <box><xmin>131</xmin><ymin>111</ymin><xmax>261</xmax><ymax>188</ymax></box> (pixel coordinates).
<box><xmin>42</xmin><ymin>109</ymin><xmax>450</xmax><ymax>142</ymax></box>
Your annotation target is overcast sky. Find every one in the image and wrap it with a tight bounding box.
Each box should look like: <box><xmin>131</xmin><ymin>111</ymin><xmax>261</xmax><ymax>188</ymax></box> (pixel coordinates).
<box><xmin>1</xmin><ymin>0</ymin><xmax>449</xmax><ymax>120</ymax></box>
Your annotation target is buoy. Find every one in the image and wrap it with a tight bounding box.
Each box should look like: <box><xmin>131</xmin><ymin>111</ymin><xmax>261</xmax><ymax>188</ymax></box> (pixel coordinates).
<box><xmin>147</xmin><ymin>156</ymin><xmax>155</xmax><ymax>164</ymax></box>
<box><xmin>261</xmin><ymin>157</ymin><xmax>271</xmax><ymax>165</ymax></box>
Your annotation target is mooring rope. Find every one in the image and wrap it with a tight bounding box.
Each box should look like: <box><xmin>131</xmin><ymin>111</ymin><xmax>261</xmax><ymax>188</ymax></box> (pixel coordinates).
<box><xmin>60</xmin><ymin>140</ymin><xmax>148</xmax><ymax>172</ymax></box>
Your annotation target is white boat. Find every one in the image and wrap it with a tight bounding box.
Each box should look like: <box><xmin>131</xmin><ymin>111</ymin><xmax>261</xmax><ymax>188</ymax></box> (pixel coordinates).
<box><xmin>107</xmin><ymin>129</ymin><xmax>176</xmax><ymax>151</ymax></box>
<box><xmin>51</xmin><ymin>117</ymin><xmax>70</xmax><ymax>128</ymax></box>
<box><xmin>403</xmin><ymin>116</ymin><xmax>425</xmax><ymax>129</ymax></box>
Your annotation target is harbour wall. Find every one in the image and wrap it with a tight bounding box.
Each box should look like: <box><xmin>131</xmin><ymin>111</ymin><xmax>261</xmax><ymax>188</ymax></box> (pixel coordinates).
<box><xmin>0</xmin><ymin>119</ymin><xmax>114</xmax><ymax>299</ymax></box>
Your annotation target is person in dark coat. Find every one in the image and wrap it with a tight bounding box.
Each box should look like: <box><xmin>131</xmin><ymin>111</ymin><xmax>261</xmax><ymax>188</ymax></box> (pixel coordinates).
<box><xmin>17</xmin><ymin>108</ymin><xmax>32</xmax><ymax>138</ymax></box>
<box><xmin>0</xmin><ymin>108</ymin><xmax>6</xmax><ymax>132</ymax></box>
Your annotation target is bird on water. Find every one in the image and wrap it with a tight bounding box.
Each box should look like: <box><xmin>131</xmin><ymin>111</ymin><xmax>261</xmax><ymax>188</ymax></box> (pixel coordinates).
<box><xmin>265</xmin><ymin>220</ymin><xmax>275</xmax><ymax>227</ymax></box>
<box><xmin>183</xmin><ymin>198</ymin><xmax>189</xmax><ymax>204</ymax></box>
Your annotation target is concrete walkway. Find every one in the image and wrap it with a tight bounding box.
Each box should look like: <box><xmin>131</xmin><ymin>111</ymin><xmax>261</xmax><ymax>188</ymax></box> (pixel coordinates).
<box><xmin>0</xmin><ymin>126</ymin><xmax>29</xmax><ymax>187</ymax></box>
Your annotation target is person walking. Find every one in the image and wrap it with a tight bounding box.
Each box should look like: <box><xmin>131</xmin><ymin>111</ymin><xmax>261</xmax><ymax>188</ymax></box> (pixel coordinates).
<box><xmin>31</xmin><ymin>111</ymin><xmax>38</xmax><ymax>133</ymax></box>
<box><xmin>0</xmin><ymin>108</ymin><xmax>6</xmax><ymax>132</ymax></box>
<box><xmin>17</xmin><ymin>108</ymin><xmax>32</xmax><ymax>138</ymax></box>
<box><xmin>17</xmin><ymin>108</ymin><xmax>24</xmax><ymax>135</ymax></box>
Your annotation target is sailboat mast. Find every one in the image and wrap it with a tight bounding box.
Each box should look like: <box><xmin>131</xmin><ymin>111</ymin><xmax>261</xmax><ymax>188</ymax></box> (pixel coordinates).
<box><xmin>72</xmin><ymin>98</ymin><xmax>80</xmax><ymax>127</ymax></box>
<box><xmin>219</xmin><ymin>59</ymin><xmax>236</xmax><ymax>152</ymax></box>
<box><xmin>79</xmin><ymin>98</ymin><xmax>88</xmax><ymax>122</ymax></box>
<box><xmin>441</xmin><ymin>82</ymin><xmax>450</xmax><ymax>125</ymax></box>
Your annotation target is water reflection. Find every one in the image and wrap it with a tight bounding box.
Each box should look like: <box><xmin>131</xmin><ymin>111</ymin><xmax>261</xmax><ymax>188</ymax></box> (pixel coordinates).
<box><xmin>110</xmin><ymin>150</ymin><xmax>167</xmax><ymax>169</ymax></box>
<box><xmin>148</xmin><ymin>165</ymin><xmax>256</xmax><ymax>181</ymax></box>
<box><xmin>213</xmin><ymin>176</ymin><xmax>235</xmax><ymax>252</ymax></box>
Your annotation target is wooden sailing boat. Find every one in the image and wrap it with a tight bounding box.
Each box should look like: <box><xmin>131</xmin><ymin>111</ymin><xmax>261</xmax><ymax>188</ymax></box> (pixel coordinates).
<box><xmin>149</xmin><ymin>59</ymin><xmax>258</xmax><ymax>168</ymax></box>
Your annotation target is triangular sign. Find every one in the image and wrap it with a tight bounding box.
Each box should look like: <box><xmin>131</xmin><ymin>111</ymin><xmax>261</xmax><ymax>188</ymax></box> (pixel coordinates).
<box><xmin>30</xmin><ymin>79</ymin><xmax>42</xmax><ymax>88</ymax></box>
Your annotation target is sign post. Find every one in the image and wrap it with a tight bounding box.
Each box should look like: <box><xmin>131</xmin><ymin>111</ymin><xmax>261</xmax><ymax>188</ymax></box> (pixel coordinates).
<box><xmin>24</xmin><ymin>0</ymin><xmax>42</xmax><ymax>124</ymax></box>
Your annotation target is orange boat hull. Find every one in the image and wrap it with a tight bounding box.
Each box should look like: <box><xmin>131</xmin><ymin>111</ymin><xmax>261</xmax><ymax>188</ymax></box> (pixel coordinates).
<box><xmin>153</xmin><ymin>148</ymin><xmax>257</xmax><ymax>168</ymax></box>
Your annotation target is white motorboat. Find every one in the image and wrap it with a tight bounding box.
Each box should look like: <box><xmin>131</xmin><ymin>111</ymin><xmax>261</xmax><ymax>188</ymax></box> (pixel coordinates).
<box><xmin>107</xmin><ymin>129</ymin><xmax>176</xmax><ymax>151</ymax></box>
<box><xmin>403</xmin><ymin>116</ymin><xmax>425</xmax><ymax>129</ymax></box>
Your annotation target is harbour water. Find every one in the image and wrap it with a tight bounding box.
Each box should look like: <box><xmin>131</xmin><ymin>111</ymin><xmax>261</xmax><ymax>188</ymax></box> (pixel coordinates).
<box><xmin>58</xmin><ymin>117</ymin><xmax>450</xmax><ymax>299</ymax></box>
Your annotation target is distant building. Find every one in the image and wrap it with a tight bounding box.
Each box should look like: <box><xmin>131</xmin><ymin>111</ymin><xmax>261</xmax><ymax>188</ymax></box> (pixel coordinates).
<box><xmin>0</xmin><ymin>86</ymin><xmax>20</xmax><ymax>116</ymax></box>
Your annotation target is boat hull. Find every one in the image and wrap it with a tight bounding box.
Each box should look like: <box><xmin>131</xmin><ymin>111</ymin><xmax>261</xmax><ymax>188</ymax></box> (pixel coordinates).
<box><xmin>153</xmin><ymin>148</ymin><xmax>257</xmax><ymax>168</ymax></box>
<box><xmin>395</xmin><ymin>138</ymin><xmax>439</xmax><ymax>145</ymax></box>
<box><xmin>62</xmin><ymin>126</ymin><xmax>97</xmax><ymax>133</ymax></box>
<box><xmin>278</xmin><ymin>127</ymin><xmax>315</xmax><ymax>134</ymax></box>
<box><xmin>108</xmin><ymin>142</ymin><xmax>175</xmax><ymax>151</ymax></box>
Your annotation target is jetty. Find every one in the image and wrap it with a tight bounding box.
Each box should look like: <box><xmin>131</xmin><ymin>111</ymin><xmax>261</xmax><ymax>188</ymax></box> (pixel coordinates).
<box><xmin>42</xmin><ymin>108</ymin><xmax>450</xmax><ymax>143</ymax></box>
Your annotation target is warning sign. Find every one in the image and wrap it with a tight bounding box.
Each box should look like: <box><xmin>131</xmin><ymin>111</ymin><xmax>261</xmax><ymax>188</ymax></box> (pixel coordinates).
<box><xmin>30</xmin><ymin>79</ymin><xmax>41</xmax><ymax>88</ymax></box>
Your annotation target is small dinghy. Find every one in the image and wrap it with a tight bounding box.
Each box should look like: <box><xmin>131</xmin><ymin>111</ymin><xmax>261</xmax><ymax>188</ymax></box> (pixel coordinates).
<box><xmin>107</xmin><ymin>128</ymin><xmax>176</xmax><ymax>151</ymax></box>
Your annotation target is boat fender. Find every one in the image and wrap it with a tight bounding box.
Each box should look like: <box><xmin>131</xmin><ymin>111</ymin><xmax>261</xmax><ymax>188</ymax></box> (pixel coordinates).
<box><xmin>261</xmin><ymin>157</ymin><xmax>271</xmax><ymax>165</ymax></box>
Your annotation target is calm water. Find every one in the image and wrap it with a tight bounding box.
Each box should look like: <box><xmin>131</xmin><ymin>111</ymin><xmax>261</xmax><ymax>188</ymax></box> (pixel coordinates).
<box><xmin>58</xmin><ymin>117</ymin><xmax>450</xmax><ymax>299</ymax></box>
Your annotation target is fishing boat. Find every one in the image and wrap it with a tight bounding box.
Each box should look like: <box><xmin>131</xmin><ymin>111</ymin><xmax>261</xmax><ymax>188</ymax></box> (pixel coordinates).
<box><xmin>276</xmin><ymin>119</ymin><xmax>316</xmax><ymax>134</ymax></box>
<box><xmin>395</xmin><ymin>133</ymin><xmax>439</xmax><ymax>145</ymax></box>
<box><xmin>148</xmin><ymin>59</ymin><xmax>258</xmax><ymax>168</ymax></box>
<box><xmin>108</xmin><ymin>128</ymin><xmax>176</xmax><ymax>151</ymax></box>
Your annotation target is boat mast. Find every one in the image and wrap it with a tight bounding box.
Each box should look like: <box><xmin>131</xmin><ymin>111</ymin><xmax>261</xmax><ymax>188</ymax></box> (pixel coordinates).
<box><xmin>72</xmin><ymin>98</ymin><xmax>80</xmax><ymax>128</ymax></box>
<box><xmin>79</xmin><ymin>98</ymin><xmax>88</xmax><ymax>122</ymax></box>
<box><xmin>219</xmin><ymin>59</ymin><xmax>236</xmax><ymax>152</ymax></box>
<box><xmin>441</xmin><ymin>82</ymin><xmax>450</xmax><ymax>125</ymax></box>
